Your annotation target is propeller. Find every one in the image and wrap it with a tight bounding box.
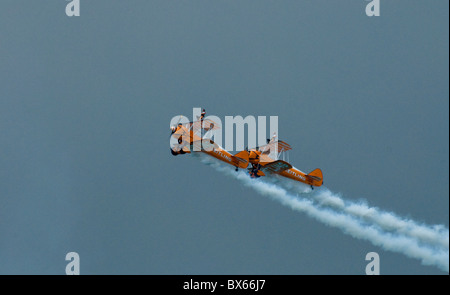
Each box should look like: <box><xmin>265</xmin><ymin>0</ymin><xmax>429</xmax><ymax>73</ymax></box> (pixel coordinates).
<box><xmin>169</xmin><ymin>115</ymin><xmax>184</xmax><ymax>138</ymax></box>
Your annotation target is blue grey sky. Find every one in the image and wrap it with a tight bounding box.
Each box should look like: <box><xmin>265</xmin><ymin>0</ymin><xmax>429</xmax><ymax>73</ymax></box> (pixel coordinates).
<box><xmin>0</xmin><ymin>0</ymin><xmax>448</xmax><ymax>274</ymax></box>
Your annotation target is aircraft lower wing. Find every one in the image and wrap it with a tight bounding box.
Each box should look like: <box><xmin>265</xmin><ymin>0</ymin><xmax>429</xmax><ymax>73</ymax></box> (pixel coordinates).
<box><xmin>191</xmin><ymin>139</ymin><xmax>220</xmax><ymax>151</ymax></box>
<box><xmin>261</xmin><ymin>160</ymin><xmax>293</xmax><ymax>173</ymax></box>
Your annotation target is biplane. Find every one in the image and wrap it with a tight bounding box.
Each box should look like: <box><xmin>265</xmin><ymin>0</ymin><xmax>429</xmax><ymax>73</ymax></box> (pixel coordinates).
<box><xmin>169</xmin><ymin>111</ymin><xmax>323</xmax><ymax>189</ymax></box>
<box><xmin>169</xmin><ymin>115</ymin><xmax>250</xmax><ymax>171</ymax></box>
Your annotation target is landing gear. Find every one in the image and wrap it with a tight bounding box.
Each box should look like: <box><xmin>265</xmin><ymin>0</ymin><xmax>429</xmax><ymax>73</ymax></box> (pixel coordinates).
<box><xmin>311</xmin><ymin>185</ymin><xmax>314</xmax><ymax>190</ymax></box>
<box><xmin>235</xmin><ymin>167</ymin><xmax>239</xmax><ymax>172</ymax></box>
<box><xmin>170</xmin><ymin>148</ymin><xmax>186</xmax><ymax>156</ymax></box>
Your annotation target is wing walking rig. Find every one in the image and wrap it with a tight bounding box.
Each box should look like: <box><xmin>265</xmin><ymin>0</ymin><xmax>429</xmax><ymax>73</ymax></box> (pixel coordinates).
<box><xmin>169</xmin><ymin>110</ymin><xmax>323</xmax><ymax>189</ymax></box>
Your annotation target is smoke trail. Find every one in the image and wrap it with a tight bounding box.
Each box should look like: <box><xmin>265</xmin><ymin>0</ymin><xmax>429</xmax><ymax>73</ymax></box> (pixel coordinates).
<box><xmin>264</xmin><ymin>177</ymin><xmax>449</xmax><ymax>250</ymax></box>
<box><xmin>311</xmin><ymin>189</ymin><xmax>449</xmax><ymax>250</ymax></box>
<box><xmin>197</xmin><ymin>154</ymin><xmax>449</xmax><ymax>272</ymax></box>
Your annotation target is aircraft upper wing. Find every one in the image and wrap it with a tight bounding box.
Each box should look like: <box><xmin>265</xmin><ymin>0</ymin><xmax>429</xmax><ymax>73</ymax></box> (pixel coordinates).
<box><xmin>258</xmin><ymin>153</ymin><xmax>276</xmax><ymax>164</ymax></box>
<box><xmin>189</xmin><ymin>119</ymin><xmax>221</xmax><ymax>132</ymax></box>
<box><xmin>258</xmin><ymin>140</ymin><xmax>292</xmax><ymax>154</ymax></box>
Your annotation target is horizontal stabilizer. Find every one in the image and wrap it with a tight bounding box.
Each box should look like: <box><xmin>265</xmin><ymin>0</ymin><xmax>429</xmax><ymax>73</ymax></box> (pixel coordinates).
<box><xmin>306</xmin><ymin>168</ymin><xmax>323</xmax><ymax>185</ymax></box>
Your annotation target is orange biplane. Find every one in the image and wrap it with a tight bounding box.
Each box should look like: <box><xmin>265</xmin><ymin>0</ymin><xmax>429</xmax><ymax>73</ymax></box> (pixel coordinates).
<box><xmin>169</xmin><ymin>112</ymin><xmax>323</xmax><ymax>189</ymax></box>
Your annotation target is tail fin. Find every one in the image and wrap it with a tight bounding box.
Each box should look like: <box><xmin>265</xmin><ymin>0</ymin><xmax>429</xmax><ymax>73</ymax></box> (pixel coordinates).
<box><xmin>306</xmin><ymin>168</ymin><xmax>323</xmax><ymax>186</ymax></box>
<box><xmin>232</xmin><ymin>151</ymin><xmax>249</xmax><ymax>169</ymax></box>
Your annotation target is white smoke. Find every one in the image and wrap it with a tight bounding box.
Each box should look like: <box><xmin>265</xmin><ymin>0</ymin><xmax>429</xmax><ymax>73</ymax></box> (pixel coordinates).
<box><xmin>311</xmin><ymin>189</ymin><xmax>449</xmax><ymax>250</ymax></box>
<box><xmin>197</xmin><ymin>154</ymin><xmax>449</xmax><ymax>272</ymax></box>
